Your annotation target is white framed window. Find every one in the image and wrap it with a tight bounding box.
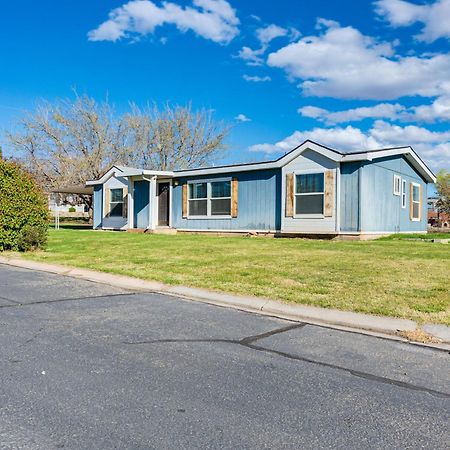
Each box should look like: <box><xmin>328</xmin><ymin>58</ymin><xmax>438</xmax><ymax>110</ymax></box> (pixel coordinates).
<box><xmin>393</xmin><ymin>174</ymin><xmax>401</xmax><ymax>196</ymax></box>
<box><xmin>188</xmin><ymin>180</ymin><xmax>231</xmax><ymax>218</ymax></box>
<box><xmin>109</xmin><ymin>188</ymin><xmax>124</xmax><ymax>217</ymax></box>
<box><xmin>411</xmin><ymin>182</ymin><xmax>421</xmax><ymax>221</ymax></box>
<box><xmin>401</xmin><ymin>179</ymin><xmax>406</xmax><ymax>209</ymax></box>
<box><xmin>295</xmin><ymin>172</ymin><xmax>324</xmax><ymax>216</ymax></box>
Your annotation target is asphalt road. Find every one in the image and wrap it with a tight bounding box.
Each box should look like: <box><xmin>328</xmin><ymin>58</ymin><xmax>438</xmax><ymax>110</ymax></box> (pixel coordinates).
<box><xmin>0</xmin><ymin>263</ymin><xmax>449</xmax><ymax>450</ymax></box>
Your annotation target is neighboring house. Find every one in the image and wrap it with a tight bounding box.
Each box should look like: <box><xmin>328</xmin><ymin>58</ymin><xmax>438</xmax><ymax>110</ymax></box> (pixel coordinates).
<box><xmin>427</xmin><ymin>197</ymin><xmax>449</xmax><ymax>228</ymax></box>
<box><xmin>86</xmin><ymin>141</ymin><xmax>436</xmax><ymax>238</ymax></box>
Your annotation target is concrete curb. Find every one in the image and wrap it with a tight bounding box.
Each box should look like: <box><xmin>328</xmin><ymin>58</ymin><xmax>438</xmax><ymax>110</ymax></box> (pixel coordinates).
<box><xmin>1</xmin><ymin>256</ymin><xmax>449</xmax><ymax>348</ymax></box>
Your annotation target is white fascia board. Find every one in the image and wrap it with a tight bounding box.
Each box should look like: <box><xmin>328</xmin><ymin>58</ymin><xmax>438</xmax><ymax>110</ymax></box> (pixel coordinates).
<box><xmin>341</xmin><ymin>147</ymin><xmax>436</xmax><ymax>183</ymax></box>
<box><xmin>173</xmin><ymin>142</ymin><xmax>343</xmax><ymax>177</ymax></box>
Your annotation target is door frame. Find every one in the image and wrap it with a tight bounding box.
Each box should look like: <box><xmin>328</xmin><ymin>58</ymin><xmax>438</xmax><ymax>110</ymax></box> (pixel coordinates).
<box><xmin>155</xmin><ymin>180</ymin><xmax>172</xmax><ymax>228</ymax></box>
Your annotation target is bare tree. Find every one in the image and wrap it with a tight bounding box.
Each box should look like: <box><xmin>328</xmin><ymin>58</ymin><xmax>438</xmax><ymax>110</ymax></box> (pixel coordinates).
<box><xmin>7</xmin><ymin>94</ymin><xmax>132</xmax><ymax>192</ymax></box>
<box><xmin>126</xmin><ymin>103</ymin><xmax>230</xmax><ymax>171</ymax></box>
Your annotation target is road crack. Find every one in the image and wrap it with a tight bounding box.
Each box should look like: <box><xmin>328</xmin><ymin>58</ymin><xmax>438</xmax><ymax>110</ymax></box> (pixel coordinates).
<box><xmin>123</xmin><ymin>323</ymin><xmax>450</xmax><ymax>400</ymax></box>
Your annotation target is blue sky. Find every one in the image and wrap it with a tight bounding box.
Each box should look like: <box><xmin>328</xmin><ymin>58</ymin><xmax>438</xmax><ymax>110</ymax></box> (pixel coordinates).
<box><xmin>1</xmin><ymin>0</ymin><xmax>449</xmax><ymax>172</ymax></box>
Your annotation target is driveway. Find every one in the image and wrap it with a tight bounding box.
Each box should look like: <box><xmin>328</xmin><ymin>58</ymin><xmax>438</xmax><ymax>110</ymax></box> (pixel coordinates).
<box><xmin>0</xmin><ymin>263</ymin><xmax>449</xmax><ymax>449</ymax></box>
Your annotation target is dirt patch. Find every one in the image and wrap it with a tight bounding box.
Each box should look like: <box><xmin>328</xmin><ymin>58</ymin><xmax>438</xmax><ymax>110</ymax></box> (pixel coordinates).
<box><xmin>398</xmin><ymin>329</ymin><xmax>442</xmax><ymax>344</ymax></box>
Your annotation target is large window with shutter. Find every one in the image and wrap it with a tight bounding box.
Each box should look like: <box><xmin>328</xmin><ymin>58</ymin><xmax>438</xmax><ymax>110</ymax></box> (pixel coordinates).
<box><xmin>295</xmin><ymin>173</ymin><xmax>325</xmax><ymax>215</ymax></box>
<box><xmin>109</xmin><ymin>188</ymin><xmax>124</xmax><ymax>217</ymax></box>
<box><xmin>188</xmin><ymin>180</ymin><xmax>233</xmax><ymax>217</ymax></box>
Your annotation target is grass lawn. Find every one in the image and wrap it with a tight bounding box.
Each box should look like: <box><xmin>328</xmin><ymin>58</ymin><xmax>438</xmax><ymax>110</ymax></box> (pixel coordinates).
<box><xmin>18</xmin><ymin>228</ymin><xmax>450</xmax><ymax>325</ymax></box>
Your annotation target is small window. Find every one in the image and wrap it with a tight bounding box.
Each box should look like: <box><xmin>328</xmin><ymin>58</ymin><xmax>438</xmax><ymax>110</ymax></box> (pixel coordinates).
<box><xmin>401</xmin><ymin>179</ymin><xmax>406</xmax><ymax>209</ymax></box>
<box><xmin>188</xmin><ymin>180</ymin><xmax>232</xmax><ymax>217</ymax></box>
<box><xmin>109</xmin><ymin>188</ymin><xmax>124</xmax><ymax>217</ymax></box>
<box><xmin>295</xmin><ymin>173</ymin><xmax>324</xmax><ymax>215</ymax></box>
<box><xmin>188</xmin><ymin>183</ymin><xmax>207</xmax><ymax>216</ymax></box>
<box><xmin>411</xmin><ymin>183</ymin><xmax>421</xmax><ymax>221</ymax></box>
<box><xmin>393</xmin><ymin>174</ymin><xmax>401</xmax><ymax>196</ymax></box>
<box><xmin>211</xmin><ymin>181</ymin><xmax>231</xmax><ymax>216</ymax></box>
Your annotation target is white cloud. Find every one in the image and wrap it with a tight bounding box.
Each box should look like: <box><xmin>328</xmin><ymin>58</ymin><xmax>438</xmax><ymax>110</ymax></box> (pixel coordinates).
<box><xmin>243</xmin><ymin>74</ymin><xmax>271</xmax><ymax>82</ymax></box>
<box><xmin>299</xmin><ymin>103</ymin><xmax>406</xmax><ymax>124</ymax></box>
<box><xmin>375</xmin><ymin>0</ymin><xmax>450</xmax><ymax>42</ymax></box>
<box><xmin>256</xmin><ymin>24</ymin><xmax>288</xmax><ymax>46</ymax></box>
<box><xmin>236</xmin><ymin>46</ymin><xmax>265</xmax><ymax>66</ymax></box>
<box><xmin>88</xmin><ymin>0</ymin><xmax>239</xmax><ymax>44</ymax></box>
<box><xmin>249</xmin><ymin>121</ymin><xmax>450</xmax><ymax>170</ymax></box>
<box><xmin>267</xmin><ymin>20</ymin><xmax>450</xmax><ymax>100</ymax></box>
<box><xmin>235</xmin><ymin>113</ymin><xmax>251</xmax><ymax>122</ymax></box>
<box><xmin>409</xmin><ymin>95</ymin><xmax>450</xmax><ymax>122</ymax></box>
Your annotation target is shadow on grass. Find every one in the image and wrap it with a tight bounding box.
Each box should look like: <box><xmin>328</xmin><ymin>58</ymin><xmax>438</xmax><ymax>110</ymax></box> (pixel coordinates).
<box><xmin>49</xmin><ymin>223</ymin><xmax>92</xmax><ymax>231</ymax></box>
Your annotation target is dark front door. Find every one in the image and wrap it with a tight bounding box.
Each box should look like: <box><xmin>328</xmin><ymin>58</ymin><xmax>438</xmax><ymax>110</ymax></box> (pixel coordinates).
<box><xmin>157</xmin><ymin>183</ymin><xmax>170</xmax><ymax>226</ymax></box>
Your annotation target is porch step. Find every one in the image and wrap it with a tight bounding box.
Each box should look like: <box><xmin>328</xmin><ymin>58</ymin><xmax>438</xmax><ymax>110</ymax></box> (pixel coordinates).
<box><xmin>127</xmin><ymin>228</ymin><xmax>147</xmax><ymax>233</ymax></box>
<box><xmin>149</xmin><ymin>227</ymin><xmax>178</xmax><ymax>235</ymax></box>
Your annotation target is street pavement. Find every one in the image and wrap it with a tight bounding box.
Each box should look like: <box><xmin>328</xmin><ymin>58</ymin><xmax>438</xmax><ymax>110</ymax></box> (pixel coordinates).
<box><xmin>0</xmin><ymin>263</ymin><xmax>449</xmax><ymax>449</ymax></box>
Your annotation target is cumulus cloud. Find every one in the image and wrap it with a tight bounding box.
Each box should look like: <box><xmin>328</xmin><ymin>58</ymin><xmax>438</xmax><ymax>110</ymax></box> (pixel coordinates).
<box><xmin>256</xmin><ymin>24</ymin><xmax>289</xmax><ymax>46</ymax></box>
<box><xmin>249</xmin><ymin>121</ymin><xmax>450</xmax><ymax>170</ymax></box>
<box><xmin>299</xmin><ymin>93</ymin><xmax>450</xmax><ymax>124</ymax></box>
<box><xmin>236</xmin><ymin>46</ymin><xmax>265</xmax><ymax>66</ymax></box>
<box><xmin>267</xmin><ymin>20</ymin><xmax>450</xmax><ymax>100</ymax></box>
<box><xmin>299</xmin><ymin>103</ymin><xmax>406</xmax><ymax>124</ymax></box>
<box><xmin>243</xmin><ymin>74</ymin><xmax>271</xmax><ymax>82</ymax></box>
<box><xmin>375</xmin><ymin>0</ymin><xmax>450</xmax><ymax>42</ymax></box>
<box><xmin>88</xmin><ymin>0</ymin><xmax>239</xmax><ymax>44</ymax></box>
<box><xmin>237</xmin><ymin>22</ymin><xmax>300</xmax><ymax>66</ymax></box>
<box><xmin>235</xmin><ymin>113</ymin><xmax>251</xmax><ymax>122</ymax></box>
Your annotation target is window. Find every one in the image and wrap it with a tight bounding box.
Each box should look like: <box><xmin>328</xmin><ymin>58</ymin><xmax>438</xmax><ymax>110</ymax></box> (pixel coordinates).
<box><xmin>411</xmin><ymin>183</ymin><xmax>421</xmax><ymax>221</ymax></box>
<box><xmin>188</xmin><ymin>180</ymin><xmax>231</xmax><ymax>217</ymax></box>
<box><xmin>393</xmin><ymin>174</ymin><xmax>401</xmax><ymax>196</ymax></box>
<box><xmin>109</xmin><ymin>188</ymin><xmax>124</xmax><ymax>217</ymax></box>
<box><xmin>211</xmin><ymin>181</ymin><xmax>231</xmax><ymax>216</ymax></box>
<box><xmin>401</xmin><ymin>179</ymin><xmax>406</xmax><ymax>209</ymax></box>
<box><xmin>188</xmin><ymin>183</ymin><xmax>207</xmax><ymax>216</ymax></box>
<box><xmin>295</xmin><ymin>173</ymin><xmax>324</xmax><ymax>215</ymax></box>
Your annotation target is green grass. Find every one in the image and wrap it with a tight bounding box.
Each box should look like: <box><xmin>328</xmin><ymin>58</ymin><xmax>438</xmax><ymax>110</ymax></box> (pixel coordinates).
<box><xmin>379</xmin><ymin>232</ymin><xmax>450</xmax><ymax>241</ymax></box>
<box><xmin>16</xmin><ymin>227</ymin><xmax>450</xmax><ymax>325</ymax></box>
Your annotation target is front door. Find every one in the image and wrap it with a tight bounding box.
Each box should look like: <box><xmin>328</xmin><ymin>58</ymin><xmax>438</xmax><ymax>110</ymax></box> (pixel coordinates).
<box><xmin>157</xmin><ymin>183</ymin><xmax>170</xmax><ymax>226</ymax></box>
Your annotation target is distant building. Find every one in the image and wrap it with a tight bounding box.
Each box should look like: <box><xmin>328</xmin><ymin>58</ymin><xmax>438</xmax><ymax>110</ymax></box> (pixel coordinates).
<box><xmin>428</xmin><ymin>197</ymin><xmax>449</xmax><ymax>228</ymax></box>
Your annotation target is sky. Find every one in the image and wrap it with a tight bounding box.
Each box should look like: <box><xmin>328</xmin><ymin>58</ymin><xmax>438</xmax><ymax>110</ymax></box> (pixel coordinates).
<box><xmin>1</xmin><ymin>0</ymin><xmax>450</xmax><ymax>173</ymax></box>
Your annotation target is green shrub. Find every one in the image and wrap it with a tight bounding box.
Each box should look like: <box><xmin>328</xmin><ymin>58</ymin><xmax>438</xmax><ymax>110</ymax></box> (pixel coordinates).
<box><xmin>0</xmin><ymin>159</ymin><xmax>48</xmax><ymax>251</ymax></box>
<box><xmin>68</xmin><ymin>206</ymin><xmax>76</xmax><ymax>213</ymax></box>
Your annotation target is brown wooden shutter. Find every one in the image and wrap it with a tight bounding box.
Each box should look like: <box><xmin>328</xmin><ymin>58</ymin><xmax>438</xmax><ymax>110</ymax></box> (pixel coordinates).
<box><xmin>410</xmin><ymin>183</ymin><xmax>413</xmax><ymax>220</ymax></box>
<box><xmin>105</xmin><ymin>188</ymin><xmax>110</xmax><ymax>217</ymax></box>
<box><xmin>231</xmin><ymin>178</ymin><xmax>238</xmax><ymax>218</ymax></box>
<box><xmin>182</xmin><ymin>183</ymin><xmax>188</xmax><ymax>218</ymax></box>
<box><xmin>122</xmin><ymin>187</ymin><xmax>128</xmax><ymax>218</ymax></box>
<box><xmin>285</xmin><ymin>173</ymin><xmax>294</xmax><ymax>217</ymax></box>
<box><xmin>324</xmin><ymin>170</ymin><xmax>335</xmax><ymax>217</ymax></box>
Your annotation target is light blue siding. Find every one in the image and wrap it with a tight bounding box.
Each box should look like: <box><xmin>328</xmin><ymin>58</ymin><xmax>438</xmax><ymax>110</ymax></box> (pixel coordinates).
<box><xmin>360</xmin><ymin>156</ymin><xmax>427</xmax><ymax>232</ymax></box>
<box><xmin>133</xmin><ymin>180</ymin><xmax>150</xmax><ymax>229</ymax></box>
<box><xmin>172</xmin><ymin>169</ymin><xmax>281</xmax><ymax>231</ymax></box>
<box><xmin>93</xmin><ymin>185</ymin><xmax>103</xmax><ymax>229</ymax></box>
<box><xmin>340</xmin><ymin>162</ymin><xmax>362</xmax><ymax>232</ymax></box>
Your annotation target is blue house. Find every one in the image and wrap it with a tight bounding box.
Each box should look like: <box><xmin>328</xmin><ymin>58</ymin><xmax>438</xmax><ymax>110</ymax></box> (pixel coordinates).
<box><xmin>86</xmin><ymin>141</ymin><xmax>436</xmax><ymax>239</ymax></box>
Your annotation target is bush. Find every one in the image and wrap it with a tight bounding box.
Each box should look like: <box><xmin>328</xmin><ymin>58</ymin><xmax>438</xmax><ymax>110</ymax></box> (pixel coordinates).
<box><xmin>0</xmin><ymin>159</ymin><xmax>48</xmax><ymax>251</ymax></box>
<box><xmin>68</xmin><ymin>206</ymin><xmax>76</xmax><ymax>213</ymax></box>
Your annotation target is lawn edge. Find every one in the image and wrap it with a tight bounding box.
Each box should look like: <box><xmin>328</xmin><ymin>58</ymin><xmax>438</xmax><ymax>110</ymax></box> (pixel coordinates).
<box><xmin>1</xmin><ymin>255</ymin><xmax>449</xmax><ymax>349</ymax></box>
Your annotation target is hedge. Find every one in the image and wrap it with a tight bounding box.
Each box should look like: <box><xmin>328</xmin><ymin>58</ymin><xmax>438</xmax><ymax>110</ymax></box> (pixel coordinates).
<box><xmin>0</xmin><ymin>159</ymin><xmax>48</xmax><ymax>251</ymax></box>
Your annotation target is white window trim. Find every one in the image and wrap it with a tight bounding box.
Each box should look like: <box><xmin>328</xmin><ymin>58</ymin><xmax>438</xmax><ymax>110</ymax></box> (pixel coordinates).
<box><xmin>293</xmin><ymin>170</ymin><xmax>326</xmax><ymax>219</ymax></box>
<box><xmin>187</xmin><ymin>179</ymin><xmax>232</xmax><ymax>219</ymax></box>
<box><xmin>109</xmin><ymin>188</ymin><xmax>124</xmax><ymax>217</ymax></box>
<box><xmin>401</xmin><ymin>179</ymin><xmax>407</xmax><ymax>209</ymax></box>
<box><xmin>393</xmin><ymin>174</ymin><xmax>401</xmax><ymax>196</ymax></box>
<box><xmin>411</xmin><ymin>182</ymin><xmax>421</xmax><ymax>222</ymax></box>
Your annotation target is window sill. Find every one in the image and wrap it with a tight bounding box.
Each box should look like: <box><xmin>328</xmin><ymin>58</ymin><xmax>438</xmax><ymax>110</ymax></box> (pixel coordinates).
<box><xmin>293</xmin><ymin>214</ymin><xmax>325</xmax><ymax>219</ymax></box>
<box><xmin>186</xmin><ymin>215</ymin><xmax>233</xmax><ymax>220</ymax></box>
